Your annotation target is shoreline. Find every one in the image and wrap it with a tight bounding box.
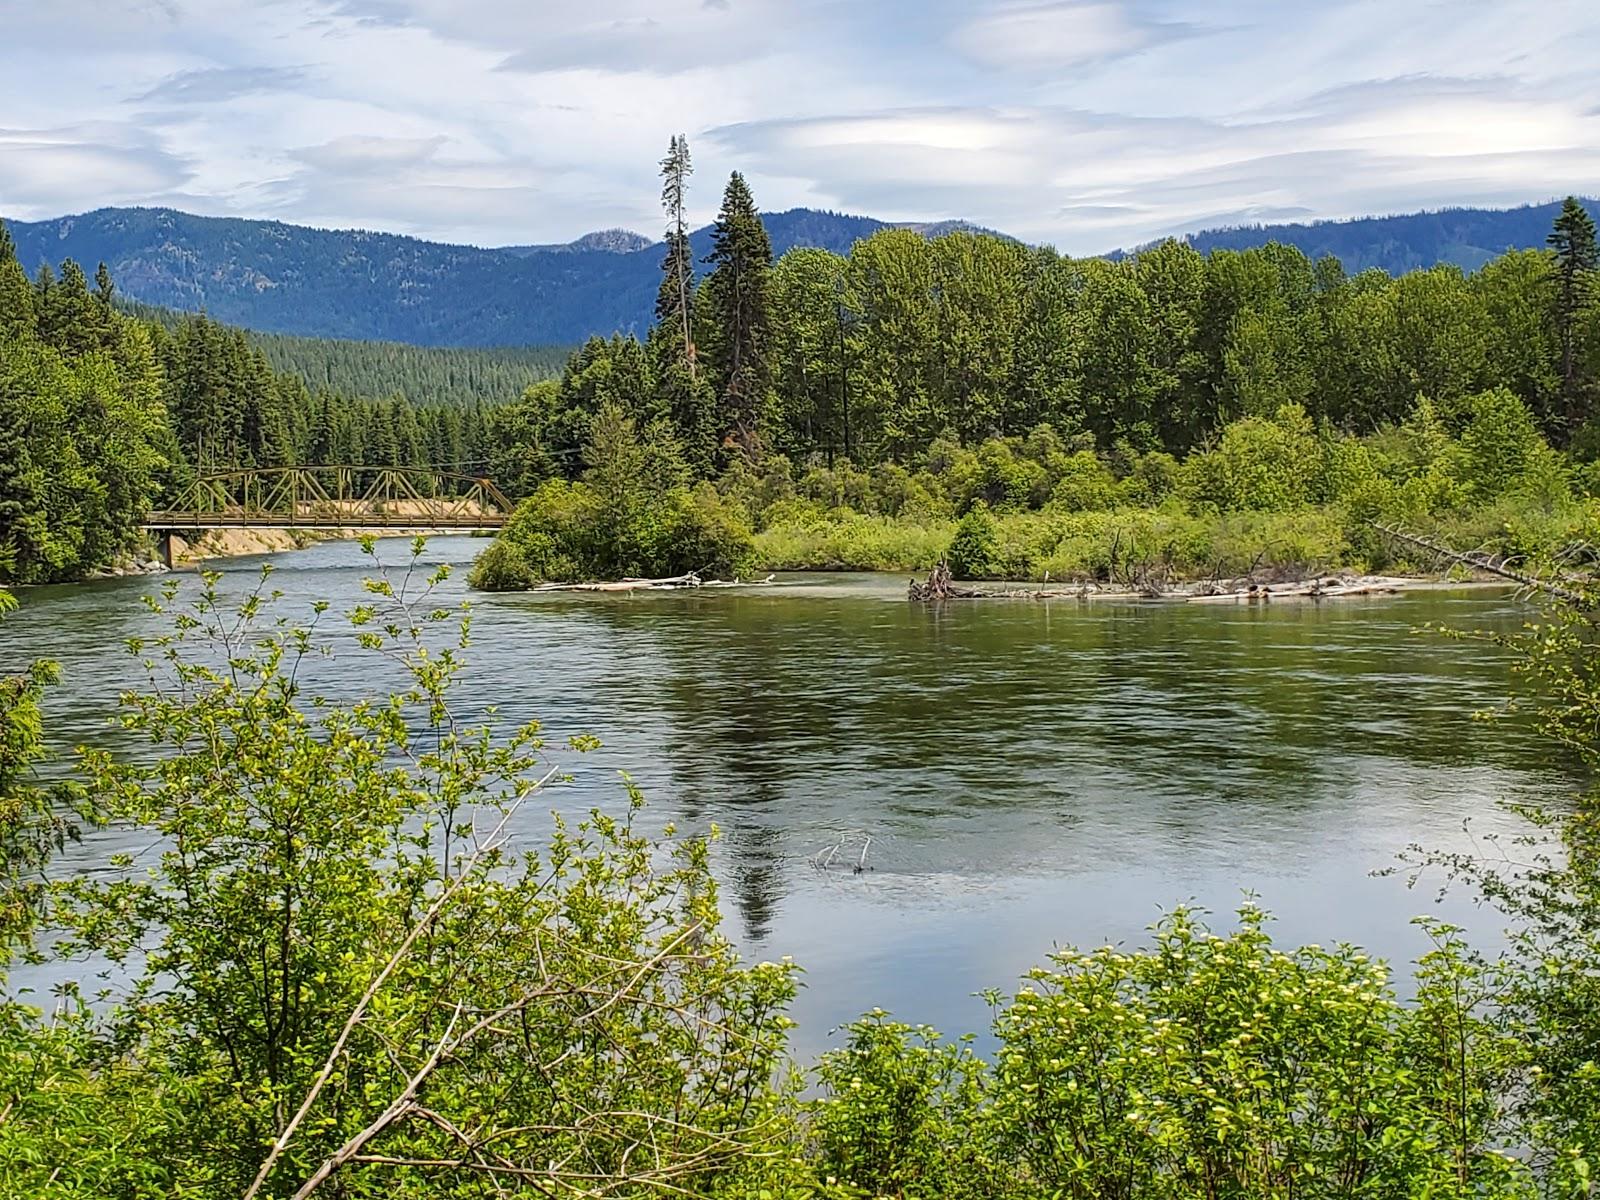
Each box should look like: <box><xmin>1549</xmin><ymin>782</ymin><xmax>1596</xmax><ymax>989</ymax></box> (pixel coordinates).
<box><xmin>95</xmin><ymin>531</ymin><xmax>1513</xmax><ymax>601</ymax></box>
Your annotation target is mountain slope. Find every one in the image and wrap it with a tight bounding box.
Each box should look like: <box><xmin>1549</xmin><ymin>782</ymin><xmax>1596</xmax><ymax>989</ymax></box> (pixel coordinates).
<box><xmin>4</xmin><ymin>206</ymin><xmax>934</xmax><ymax>347</ymax></box>
<box><xmin>9</xmin><ymin>199</ymin><xmax>1591</xmax><ymax>349</ymax></box>
<box><xmin>1169</xmin><ymin>199</ymin><xmax>1600</xmax><ymax>273</ymax></box>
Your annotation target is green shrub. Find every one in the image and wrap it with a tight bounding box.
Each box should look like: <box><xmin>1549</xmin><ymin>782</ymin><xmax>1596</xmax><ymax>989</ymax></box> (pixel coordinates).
<box><xmin>467</xmin><ymin>539</ymin><xmax>535</xmax><ymax>591</ymax></box>
<box><xmin>655</xmin><ymin>482</ymin><xmax>757</xmax><ymax>578</ymax></box>
<box><xmin>1050</xmin><ymin>450</ymin><xmax>1118</xmax><ymax>511</ymax></box>
<box><xmin>475</xmin><ymin>409</ymin><xmax>756</xmax><ymax>584</ymax></box>
<box><xmin>1457</xmin><ymin>387</ymin><xmax>1550</xmax><ymax>502</ymax></box>
<box><xmin>1181</xmin><ymin>403</ymin><xmax>1321</xmax><ymax>512</ymax></box>
<box><xmin>947</xmin><ymin>500</ymin><xmax>999</xmax><ymax>578</ymax></box>
<box><xmin>811</xmin><ymin>1014</ymin><xmax>992</xmax><ymax>1199</ymax></box>
<box><xmin>753</xmin><ymin>513</ymin><xmax>950</xmax><ymax>572</ymax></box>
<box><xmin>1119</xmin><ymin>449</ymin><xmax>1181</xmax><ymax>506</ymax></box>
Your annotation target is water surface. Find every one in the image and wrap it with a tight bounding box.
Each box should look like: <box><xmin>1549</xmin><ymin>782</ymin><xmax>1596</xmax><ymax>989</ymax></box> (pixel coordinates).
<box><xmin>1</xmin><ymin>537</ymin><xmax>1571</xmax><ymax>1055</ymax></box>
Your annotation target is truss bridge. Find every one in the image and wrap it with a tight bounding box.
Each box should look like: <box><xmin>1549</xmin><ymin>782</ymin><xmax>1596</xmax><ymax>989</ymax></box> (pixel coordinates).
<box><xmin>142</xmin><ymin>466</ymin><xmax>513</xmax><ymax>565</ymax></box>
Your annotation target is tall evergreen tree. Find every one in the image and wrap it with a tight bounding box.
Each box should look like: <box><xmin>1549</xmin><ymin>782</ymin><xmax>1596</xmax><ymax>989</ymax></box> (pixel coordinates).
<box><xmin>1547</xmin><ymin>196</ymin><xmax>1598</xmax><ymax>425</ymax></box>
<box><xmin>703</xmin><ymin>172</ymin><xmax>773</xmax><ymax>458</ymax></box>
<box><xmin>0</xmin><ymin>223</ymin><xmax>36</xmax><ymax>343</ymax></box>
<box><xmin>656</xmin><ymin>135</ymin><xmax>696</xmax><ymax>378</ymax></box>
<box><xmin>652</xmin><ymin>136</ymin><xmax>717</xmax><ymax>474</ymax></box>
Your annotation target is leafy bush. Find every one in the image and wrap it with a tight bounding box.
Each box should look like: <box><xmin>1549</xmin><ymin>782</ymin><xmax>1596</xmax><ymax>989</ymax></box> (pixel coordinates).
<box><xmin>946</xmin><ymin>500</ymin><xmax>1000</xmax><ymax>579</ymax></box>
<box><xmin>1456</xmin><ymin>387</ymin><xmax>1552</xmax><ymax>501</ymax></box>
<box><xmin>7</xmin><ymin>557</ymin><xmax>801</xmax><ymax>1197</ymax></box>
<box><xmin>475</xmin><ymin>407</ymin><xmax>756</xmax><ymax>585</ymax></box>
<box><xmin>753</xmin><ymin>513</ymin><xmax>950</xmax><ymax>572</ymax></box>
<box><xmin>808</xmin><ymin>906</ymin><xmax>1536</xmax><ymax>1200</ymax></box>
<box><xmin>1050</xmin><ymin>450</ymin><xmax>1119</xmax><ymax>511</ymax></box>
<box><xmin>467</xmin><ymin>537</ymin><xmax>535</xmax><ymax>591</ymax></box>
<box><xmin>811</xmin><ymin>1014</ymin><xmax>992</xmax><ymax>1199</ymax></box>
<box><xmin>1181</xmin><ymin>403</ymin><xmax>1322</xmax><ymax>512</ymax></box>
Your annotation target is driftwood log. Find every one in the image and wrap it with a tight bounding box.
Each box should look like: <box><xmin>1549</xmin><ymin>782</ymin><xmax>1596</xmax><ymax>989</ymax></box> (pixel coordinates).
<box><xmin>1371</xmin><ymin>522</ymin><xmax>1589</xmax><ymax>605</ymax></box>
<box><xmin>908</xmin><ymin>562</ymin><xmax>1098</xmax><ymax>601</ymax></box>
<box><xmin>1186</xmin><ymin>576</ymin><xmax>1404</xmax><ymax>603</ymax></box>
<box><xmin>531</xmin><ymin>573</ymin><xmax>777</xmax><ymax>594</ymax></box>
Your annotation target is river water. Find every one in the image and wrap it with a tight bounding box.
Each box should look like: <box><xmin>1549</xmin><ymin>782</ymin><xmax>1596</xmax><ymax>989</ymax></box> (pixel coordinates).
<box><xmin>0</xmin><ymin>536</ymin><xmax>1573</xmax><ymax>1057</ymax></box>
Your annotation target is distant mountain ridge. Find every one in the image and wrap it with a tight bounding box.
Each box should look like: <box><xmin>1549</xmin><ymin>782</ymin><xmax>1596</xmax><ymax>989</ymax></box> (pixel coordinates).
<box><xmin>7</xmin><ymin>199</ymin><xmax>1594</xmax><ymax>349</ymax></box>
<box><xmin>4</xmin><ymin>206</ymin><xmax>961</xmax><ymax>346</ymax></box>
<box><xmin>1159</xmin><ymin>198</ymin><xmax>1600</xmax><ymax>274</ymax></box>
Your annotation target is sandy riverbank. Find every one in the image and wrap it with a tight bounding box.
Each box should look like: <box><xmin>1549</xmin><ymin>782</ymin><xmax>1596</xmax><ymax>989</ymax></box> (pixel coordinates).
<box><xmin>159</xmin><ymin>498</ymin><xmax>498</xmax><ymax>565</ymax></box>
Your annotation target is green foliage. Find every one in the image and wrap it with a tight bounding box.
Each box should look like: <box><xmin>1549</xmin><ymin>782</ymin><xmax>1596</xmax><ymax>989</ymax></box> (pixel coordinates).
<box><xmin>703</xmin><ymin>172</ymin><xmax>775</xmax><ymax>458</ymax></box>
<box><xmin>1181</xmin><ymin>403</ymin><xmax>1321</xmax><ymax>512</ymax></box>
<box><xmin>1456</xmin><ymin>387</ymin><xmax>1567</xmax><ymax>502</ymax></box>
<box><xmin>805</xmin><ymin>904</ymin><xmax>1544</xmax><ymax>1200</ymax></box>
<box><xmin>2</xmin><ymin>552</ymin><xmax>799</xmax><ymax>1197</ymax></box>
<box><xmin>0</xmin><ymin>241</ymin><xmax>172</xmax><ymax>583</ymax></box>
<box><xmin>812</xmin><ymin>1014</ymin><xmax>992</xmax><ymax>1199</ymax></box>
<box><xmin>751</xmin><ymin>511</ymin><xmax>951</xmax><ymax>573</ymax></box>
<box><xmin>0</xmin><ymin>589</ymin><xmax>71</xmax><ymax>958</ymax></box>
<box><xmin>212</xmin><ymin>318</ymin><xmax>564</xmax><ymax>408</ymax></box>
<box><xmin>465</xmin><ymin>537</ymin><xmax>535</xmax><ymax>591</ymax></box>
<box><xmin>1549</xmin><ymin>196</ymin><xmax>1599</xmax><ymax>421</ymax></box>
<box><xmin>483</xmin><ymin>406</ymin><xmax>755</xmax><ymax>584</ymax></box>
<box><xmin>946</xmin><ymin>501</ymin><xmax>999</xmax><ymax>579</ymax></box>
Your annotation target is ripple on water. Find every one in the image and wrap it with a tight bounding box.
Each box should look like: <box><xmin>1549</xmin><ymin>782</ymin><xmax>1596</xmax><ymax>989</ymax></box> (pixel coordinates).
<box><xmin>0</xmin><ymin>542</ymin><xmax>1567</xmax><ymax>1053</ymax></box>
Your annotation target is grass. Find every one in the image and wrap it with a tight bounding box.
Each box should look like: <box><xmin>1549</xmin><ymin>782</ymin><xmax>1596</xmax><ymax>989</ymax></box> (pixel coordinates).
<box><xmin>752</xmin><ymin>497</ymin><xmax>1600</xmax><ymax>582</ymax></box>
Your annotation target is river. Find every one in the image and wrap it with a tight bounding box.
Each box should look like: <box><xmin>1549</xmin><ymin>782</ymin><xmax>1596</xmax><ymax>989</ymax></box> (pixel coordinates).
<box><xmin>0</xmin><ymin>536</ymin><xmax>1572</xmax><ymax>1058</ymax></box>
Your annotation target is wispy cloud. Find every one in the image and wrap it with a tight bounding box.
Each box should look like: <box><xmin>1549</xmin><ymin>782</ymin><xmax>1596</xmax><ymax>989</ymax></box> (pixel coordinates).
<box><xmin>953</xmin><ymin>1</ymin><xmax>1205</xmax><ymax>70</ymax></box>
<box><xmin>1</xmin><ymin>0</ymin><xmax>1599</xmax><ymax>251</ymax></box>
<box><xmin>137</xmin><ymin>66</ymin><xmax>309</xmax><ymax>105</ymax></box>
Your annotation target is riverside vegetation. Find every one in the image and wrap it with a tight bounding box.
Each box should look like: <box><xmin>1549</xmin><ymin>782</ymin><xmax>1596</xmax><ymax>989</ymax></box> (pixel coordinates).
<box><xmin>0</xmin><ymin>538</ymin><xmax>1598</xmax><ymax>1198</ymax></box>
<box><xmin>8</xmin><ymin>162</ymin><xmax>1600</xmax><ymax>589</ymax></box>
<box><xmin>470</xmin><ymin>165</ymin><xmax>1600</xmax><ymax>589</ymax></box>
<box><xmin>0</xmin><ymin>226</ymin><xmax>551</xmax><ymax>584</ymax></box>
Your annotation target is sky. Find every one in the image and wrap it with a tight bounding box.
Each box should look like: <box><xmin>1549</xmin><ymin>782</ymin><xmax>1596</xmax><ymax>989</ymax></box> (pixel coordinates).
<box><xmin>3</xmin><ymin>0</ymin><xmax>1600</xmax><ymax>254</ymax></box>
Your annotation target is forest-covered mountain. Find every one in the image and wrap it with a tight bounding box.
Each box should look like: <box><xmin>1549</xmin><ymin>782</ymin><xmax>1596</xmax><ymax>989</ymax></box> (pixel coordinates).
<box><xmin>1172</xmin><ymin>198</ymin><xmax>1600</xmax><ymax>273</ymax></box>
<box><xmin>3</xmin><ymin>207</ymin><xmax>939</xmax><ymax>347</ymax></box>
<box><xmin>9</xmin><ymin>200</ymin><xmax>1596</xmax><ymax>349</ymax></box>
<box><xmin>127</xmin><ymin>302</ymin><xmax>565</xmax><ymax>405</ymax></box>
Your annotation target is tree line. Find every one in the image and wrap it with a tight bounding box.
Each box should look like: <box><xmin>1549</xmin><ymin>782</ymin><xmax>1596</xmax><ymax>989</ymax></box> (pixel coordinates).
<box><xmin>504</xmin><ymin>163</ymin><xmax>1599</xmax><ymax>481</ymax></box>
<box><xmin>128</xmin><ymin>302</ymin><xmax>566</xmax><ymax>408</ymax></box>
<box><xmin>0</xmin><ymin>228</ymin><xmax>547</xmax><ymax>583</ymax></box>
<box><xmin>480</xmin><ymin>147</ymin><xmax>1600</xmax><ymax>585</ymax></box>
<box><xmin>6</xmin><ymin>162</ymin><xmax>1599</xmax><ymax>586</ymax></box>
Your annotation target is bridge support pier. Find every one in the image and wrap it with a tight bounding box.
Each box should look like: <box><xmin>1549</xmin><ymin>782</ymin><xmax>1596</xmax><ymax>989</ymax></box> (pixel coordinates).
<box><xmin>156</xmin><ymin>530</ymin><xmax>179</xmax><ymax>570</ymax></box>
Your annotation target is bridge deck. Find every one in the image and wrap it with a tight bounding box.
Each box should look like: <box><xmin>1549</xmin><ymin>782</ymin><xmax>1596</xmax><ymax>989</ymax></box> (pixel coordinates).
<box><xmin>142</xmin><ymin>512</ymin><xmax>506</xmax><ymax>531</ymax></box>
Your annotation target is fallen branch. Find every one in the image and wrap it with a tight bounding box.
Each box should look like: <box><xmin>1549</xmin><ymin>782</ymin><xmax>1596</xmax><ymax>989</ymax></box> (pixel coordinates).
<box><xmin>532</xmin><ymin>573</ymin><xmax>779</xmax><ymax>594</ymax></box>
<box><xmin>1371</xmin><ymin>522</ymin><xmax>1590</xmax><ymax>606</ymax></box>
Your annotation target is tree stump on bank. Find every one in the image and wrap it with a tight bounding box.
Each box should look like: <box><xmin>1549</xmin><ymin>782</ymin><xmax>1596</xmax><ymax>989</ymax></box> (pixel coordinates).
<box><xmin>908</xmin><ymin>561</ymin><xmax>989</xmax><ymax>601</ymax></box>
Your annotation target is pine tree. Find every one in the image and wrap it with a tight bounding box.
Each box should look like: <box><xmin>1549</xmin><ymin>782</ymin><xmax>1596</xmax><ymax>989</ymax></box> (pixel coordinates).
<box><xmin>703</xmin><ymin>172</ymin><xmax>773</xmax><ymax>458</ymax></box>
<box><xmin>656</xmin><ymin>136</ymin><xmax>697</xmax><ymax>379</ymax></box>
<box><xmin>0</xmin><ymin>222</ymin><xmax>36</xmax><ymax>342</ymax></box>
<box><xmin>1548</xmin><ymin>196</ymin><xmax>1598</xmax><ymax>424</ymax></box>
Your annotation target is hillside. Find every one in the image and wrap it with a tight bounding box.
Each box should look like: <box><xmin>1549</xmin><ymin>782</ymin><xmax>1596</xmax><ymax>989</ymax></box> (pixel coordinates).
<box><xmin>10</xmin><ymin>199</ymin><xmax>1595</xmax><ymax>350</ymax></box>
<box><xmin>1170</xmin><ymin>198</ymin><xmax>1600</xmax><ymax>273</ymax></box>
<box><xmin>4</xmin><ymin>206</ymin><xmax>936</xmax><ymax>347</ymax></box>
<box><xmin>126</xmin><ymin>301</ymin><xmax>567</xmax><ymax>405</ymax></box>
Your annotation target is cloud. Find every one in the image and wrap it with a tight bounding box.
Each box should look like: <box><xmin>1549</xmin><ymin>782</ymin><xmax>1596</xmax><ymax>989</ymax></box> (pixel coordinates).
<box><xmin>4</xmin><ymin>0</ymin><xmax>1600</xmax><ymax>251</ymax></box>
<box><xmin>495</xmin><ymin>15</ymin><xmax>766</xmax><ymax>74</ymax></box>
<box><xmin>709</xmin><ymin>75</ymin><xmax>1600</xmax><ymax>251</ymax></box>
<box><xmin>954</xmin><ymin>1</ymin><xmax>1202</xmax><ymax>70</ymax></box>
<box><xmin>0</xmin><ymin>122</ymin><xmax>193</xmax><ymax>214</ymax></box>
<box><xmin>136</xmin><ymin>66</ymin><xmax>309</xmax><ymax>104</ymax></box>
<box><xmin>289</xmin><ymin>133</ymin><xmax>448</xmax><ymax>173</ymax></box>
